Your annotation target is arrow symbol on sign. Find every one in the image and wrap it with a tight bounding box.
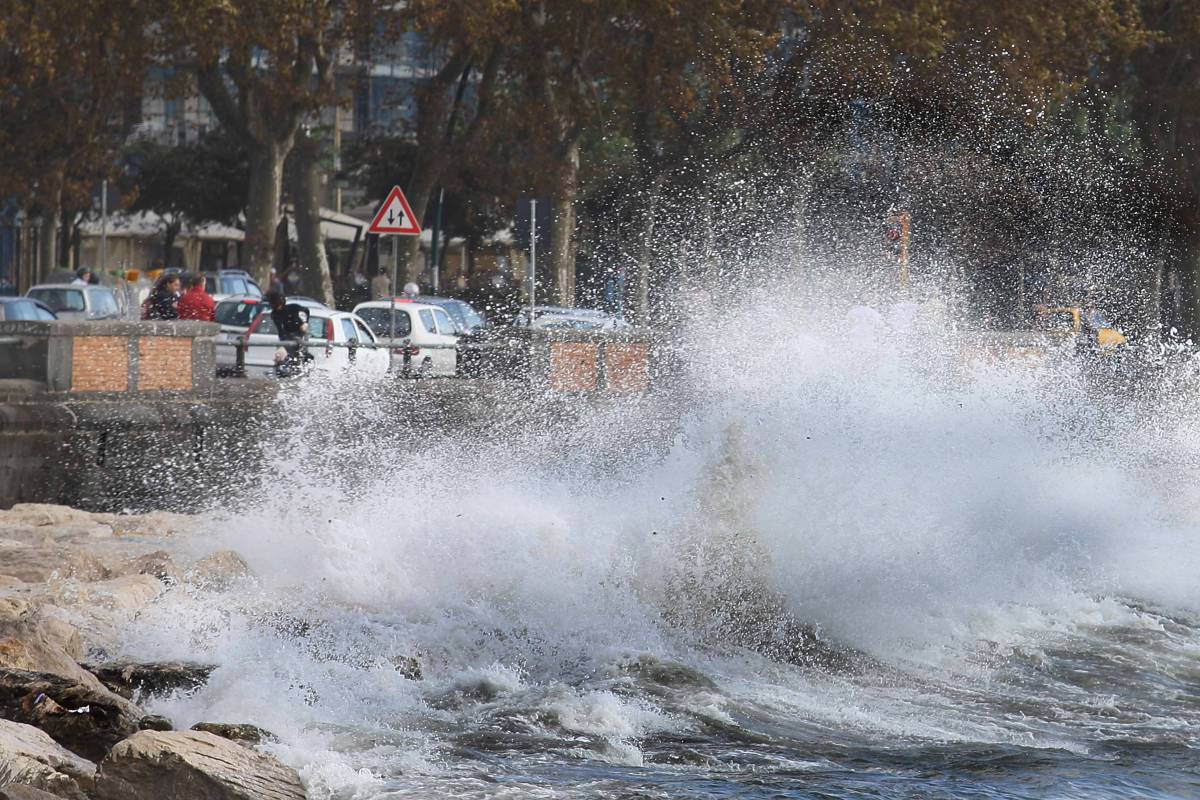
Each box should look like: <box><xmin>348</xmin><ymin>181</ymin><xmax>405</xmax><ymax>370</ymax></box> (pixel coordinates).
<box><xmin>387</xmin><ymin>210</ymin><xmax>396</xmax><ymax>224</ymax></box>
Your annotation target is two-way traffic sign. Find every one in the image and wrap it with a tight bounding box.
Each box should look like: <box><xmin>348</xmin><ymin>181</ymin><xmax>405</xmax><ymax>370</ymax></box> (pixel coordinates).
<box><xmin>368</xmin><ymin>185</ymin><xmax>422</xmax><ymax>235</ymax></box>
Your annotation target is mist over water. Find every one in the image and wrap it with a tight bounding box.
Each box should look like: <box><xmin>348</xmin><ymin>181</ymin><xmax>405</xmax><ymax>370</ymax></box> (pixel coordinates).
<box><xmin>115</xmin><ymin>261</ymin><xmax>1200</xmax><ymax>798</ymax></box>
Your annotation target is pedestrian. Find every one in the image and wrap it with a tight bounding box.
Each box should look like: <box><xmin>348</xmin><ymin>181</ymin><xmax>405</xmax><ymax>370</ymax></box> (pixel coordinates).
<box><xmin>177</xmin><ymin>273</ymin><xmax>216</xmax><ymax>321</ymax></box>
<box><xmin>142</xmin><ymin>273</ymin><xmax>181</xmax><ymax>320</ymax></box>
<box><xmin>371</xmin><ymin>271</ymin><xmax>391</xmax><ymax>300</ymax></box>
<box><xmin>72</xmin><ymin>268</ymin><xmax>92</xmax><ymax>286</ymax></box>
<box><xmin>265</xmin><ymin>290</ymin><xmax>312</xmax><ymax>375</ymax></box>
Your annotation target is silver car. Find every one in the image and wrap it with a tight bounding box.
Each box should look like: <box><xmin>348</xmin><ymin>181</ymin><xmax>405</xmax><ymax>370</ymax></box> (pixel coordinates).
<box><xmin>26</xmin><ymin>284</ymin><xmax>122</xmax><ymax>321</ymax></box>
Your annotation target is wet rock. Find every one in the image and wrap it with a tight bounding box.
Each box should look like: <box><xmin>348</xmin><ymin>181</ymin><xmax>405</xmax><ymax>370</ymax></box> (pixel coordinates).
<box><xmin>0</xmin><ymin>784</ymin><xmax>69</xmax><ymax>800</ymax></box>
<box><xmin>115</xmin><ymin>551</ymin><xmax>179</xmax><ymax>583</ymax></box>
<box><xmin>189</xmin><ymin>722</ymin><xmax>277</xmax><ymax>746</ymax></box>
<box><xmin>106</xmin><ymin>511</ymin><xmax>198</xmax><ymax>539</ymax></box>
<box><xmin>388</xmin><ymin>655</ymin><xmax>423</xmax><ymax>681</ymax></box>
<box><xmin>93</xmin><ymin>730</ymin><xmax>305</xmax><ymax>800</ymax></box>
<box><xmin>0</xmin><ymin>669</ymin><xmax>146</xmax><ymax>762</ymax></box>
<box><xmin>83</xmin><ymin>662</ymin><xmax>214</xmax><ymax>701</ymax></box>
<box><xmin>186</xmin><ymin>551</ymin><xmax>253</xmax><ymax>590</ymax></box>
<box><xmin>0</xmin><ymin>718</ymin><xmax>95</xmax><ymax>799</ymax></box>
<box><xmin>136</xmin><ymin>716</ymin><xmax>172</xmax><ymax>732</ymax></box>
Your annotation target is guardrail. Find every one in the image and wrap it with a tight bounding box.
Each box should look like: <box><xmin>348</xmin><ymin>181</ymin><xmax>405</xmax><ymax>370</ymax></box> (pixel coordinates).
<box><xmin>227</xmin><ymin>327</ymin><xmax>653</xmax><ymax>393</ymax></box>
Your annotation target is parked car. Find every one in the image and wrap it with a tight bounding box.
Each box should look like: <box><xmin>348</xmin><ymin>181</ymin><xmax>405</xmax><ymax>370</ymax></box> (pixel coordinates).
<box><xmin>219</xmin><ymin>304</ymin><xmax>387</xmax><ymax>379</ymax></box>
<box><xmin>353</xmin><ymin>299</ymin><xmax>459</xmax><ymax>376</ymax></box>
<box><xmin>512</xmin><ymin>305</ymin><xmax>631</xmax><ymax>331</ymax></box>
<box><xmin>165</xmin><ymin>268</ymin><xmax>263</xmax><ymax>301</ymax></box>
<box><xmin>26</xmin><ymin>284</ymin><xmax>122</xmax><ymax>321</ymax></box>
<box><xmin>416</xmin><ymin>295</ymin><xmax>487</xmax><ymax>333</ymax></box>
<box><xmin>0</xmin><ymin>296</ymin><xmax>57</xmax><ymax>321</ymax></box>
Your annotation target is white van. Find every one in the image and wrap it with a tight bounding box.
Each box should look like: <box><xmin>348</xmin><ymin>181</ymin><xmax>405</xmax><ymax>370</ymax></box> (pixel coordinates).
<box><xmin>26</xmin><ymin>284</ymin><xmax>123</xmax><ymax>321</ymax></box>
<box><xmin>352</xmin><ymin>299</ymin><xmax>459</xmax><ymax>376</ymax></box>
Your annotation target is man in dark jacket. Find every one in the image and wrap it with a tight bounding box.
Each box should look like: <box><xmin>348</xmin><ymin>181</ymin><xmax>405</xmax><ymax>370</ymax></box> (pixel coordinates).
<box><xmin>265</xmin><ymin>290</ymin><xmax>311</xmax><ymax>375</ymax></box>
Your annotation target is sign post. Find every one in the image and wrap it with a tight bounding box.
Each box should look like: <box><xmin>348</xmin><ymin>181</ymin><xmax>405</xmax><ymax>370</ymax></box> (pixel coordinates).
<box><xmin>368</xmin><ymin>185</ymin><xmax>422</xmax><ymax>340</ymax></box>
<box><xmin>529</xmin><ymin>198</ymin><xmax>537</xmax><ymax>324</ymax></box>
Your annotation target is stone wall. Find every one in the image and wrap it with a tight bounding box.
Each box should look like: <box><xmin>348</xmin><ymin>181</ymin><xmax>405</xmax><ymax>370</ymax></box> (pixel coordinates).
<box><xmin>0</xmin><ymin>320</ymin><xmax>216</xmax><ymax>395</ymax></box>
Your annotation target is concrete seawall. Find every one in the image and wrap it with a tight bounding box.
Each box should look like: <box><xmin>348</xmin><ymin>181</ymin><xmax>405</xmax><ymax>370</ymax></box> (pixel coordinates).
<box><xmin>0</xmin><ymin>320</ymin><xmax>666</xmax><ymax>512</ymax></box>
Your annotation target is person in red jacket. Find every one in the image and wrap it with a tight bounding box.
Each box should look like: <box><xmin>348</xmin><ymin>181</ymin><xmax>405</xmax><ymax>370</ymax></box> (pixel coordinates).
<box><xmin>176</xmin><ymin>273</ymin><xmax>216</xmax><ymax>321</ymax></box>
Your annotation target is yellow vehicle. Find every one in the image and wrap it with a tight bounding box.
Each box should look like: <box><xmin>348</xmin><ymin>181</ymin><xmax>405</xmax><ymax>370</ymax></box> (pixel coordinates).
<box><xmin>1032</xmin><ymin>306</ymin><xmax>1127</xmax><ymax>350</ymax></box>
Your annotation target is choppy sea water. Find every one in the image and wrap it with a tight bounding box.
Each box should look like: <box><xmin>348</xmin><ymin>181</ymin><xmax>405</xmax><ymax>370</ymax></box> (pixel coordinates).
<box><xmin>114</xmin><ymin>283</ymin><xmax>1200</xmax><ymax>799</ymax></box>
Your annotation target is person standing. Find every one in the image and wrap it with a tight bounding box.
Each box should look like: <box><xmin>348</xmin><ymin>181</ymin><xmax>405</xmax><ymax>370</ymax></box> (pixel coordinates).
<box><xmin>177</xmin><ymin>273</ymin><xmax>216</xmax><ymax>321</ymax></box>
<box><xmin>142</xmin><ymin>274</ymin><xmax>181</xmax><ymax>320</ymax></box>
<box><xmin>371</xmin><ymin>271</ymin><xmax>391</xmax><ymax>300</ymax></box>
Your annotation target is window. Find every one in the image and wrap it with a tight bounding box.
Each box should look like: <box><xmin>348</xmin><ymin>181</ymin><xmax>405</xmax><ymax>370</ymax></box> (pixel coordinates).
<box><xmin>89</xmin><ymin>289</ymin><xmax>119</xmax><ymax>318</ymax></box>
<box><xmin>215</xmin><ymin>301</ymin><xmax>261</xmax><ymax>328</ymax></box>
<box><xmin>354</xmin><ymin>318</ymin><xmax>376</xmax><ymax>343</ymax></box>
<box><xmin>29</xmin><ymin>288</ymin><xmax>85</xmax><ymax>312</ymax></box>
<box><xmin>442</xmin><ymin>303</ymin><xmax>468</xmax><ymax>330</ymax></box>
<box><xmin>432</xmin><ymin>308</ymin><xmax>457</xmax><ymax>335</ymax></box>
<box><xmin>419</xmin><ymin>309</ymin><xmax>436</xmax><ymax>333</ymax></box>
<box><xmin>221</xmin><ymin>278</ymin><xmax>248</xmax><ymax>295</ymax></box>
<box><xmin>307</xmin><ymin>316</ymin><xmax>330</xmax><ymax>341</ymax></box>
<box><xmin>4</xmin><ymin>301</ymin><xmax>33</xmax><ymax>320</ymax></box>
<box><xmin>340</xmin><ymin>318</ymin><xmax>357</xmax><ymax>341</ymax></box>
<box><xmin>458</xmin><ymin>304</ymin><xmax>485</xmax><ymax>330</ymax></box>
<box><xmin>355</xmin><ymin>307</ymin><xmax>411</xmax><ymax>338</ymax></box>
<box><xmin>33</xmin><ymin>304</ymin><xmax>56</xmax><ymax>321</ymax></box>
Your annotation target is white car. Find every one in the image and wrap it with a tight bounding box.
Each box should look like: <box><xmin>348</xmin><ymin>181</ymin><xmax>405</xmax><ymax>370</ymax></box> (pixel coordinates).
<box><xmin>218</xmin><ymin>303</ymin><xmax>388</xmax><ymax>379</ymax></box>
<box><xmin>352</xmin><ymin>299</ymin><xmax>459</xmax><ymax>376</ymax></box>
<box><xmin>26</xmin><ymin>283</ymin><xmax>123</xmax><ymax>321</ymax></box>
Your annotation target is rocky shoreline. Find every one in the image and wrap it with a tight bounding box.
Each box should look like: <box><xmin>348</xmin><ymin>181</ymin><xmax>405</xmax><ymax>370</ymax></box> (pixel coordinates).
<box><xmin>0</xmin><ymin>504</ymin><xmax>306</xmax><ymax>800</ymax></box>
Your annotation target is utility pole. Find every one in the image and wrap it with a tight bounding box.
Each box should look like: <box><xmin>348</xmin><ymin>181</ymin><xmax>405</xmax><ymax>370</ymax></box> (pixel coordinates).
<box><xmin>430</xmin><ymin>187</ymin><xmax>444</xmax><ymax>295</ymax></box>
<box><xmin>885</xmin><ymin>210</ymin><xmax>911</xmax><ymax>287</ymax></box>
<box><xmin>528</xmin><ymin>198</ymin><xmax>537</xmax><ymax>321</ymax></box>
<box><xmin>100</xmin><ymin>180</ymin><xmax>108</xmax><ymax>275</ymax></box>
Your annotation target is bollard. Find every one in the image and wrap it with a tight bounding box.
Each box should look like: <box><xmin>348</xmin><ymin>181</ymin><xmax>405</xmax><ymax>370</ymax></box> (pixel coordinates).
<box><xmin>234</xmin><ymin>337</ymin><xmax>246</xmax><ymax>378</ymax></box>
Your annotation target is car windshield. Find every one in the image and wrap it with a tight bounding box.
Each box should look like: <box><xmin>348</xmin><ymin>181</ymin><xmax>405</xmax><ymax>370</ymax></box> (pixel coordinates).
<box><xmin>215</xmin><ymin>300</ymin><xmax>262</xmax><ymax>328</ymax></box>
<box><xmin>459</xmin><ymin>304</ymin><xmax>485</xmax><ymax>330</ymax></box>
<box><xmin>89</xmin><ymin>289</ymin><xmax>118</xmax><ymax>318</ymax></box>
<box><xmin>29</xmin><ymin>288</ymin><xmax>85</xmax><ymax>312</ymax></box>
<box><xmin>356</xmin><ymin>307</ymin><xmax>412</xmax><ymax>337</ymax></box>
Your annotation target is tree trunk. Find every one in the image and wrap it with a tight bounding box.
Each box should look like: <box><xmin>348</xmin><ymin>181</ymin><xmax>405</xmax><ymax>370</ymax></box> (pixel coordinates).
<box><xmin>290</xmin><ymin>131</ymin><xmax>335</xmax><ymax>306</ymax></box>
<box><xmin>38</xmin><ymin>205</ymin><xmax>59</xmax><ymax>282</ymax></box>
<box><xmin>244</xmin><ymin>141</ymin><xmax>289</xmax><ymax>288</ymax></box>
<box><xmin>163</xmin><ymin>218</ymin><xmax>181</xmax><ymax>269</ymax></box>
<box><xmin>551</xmin><ymin>139</ymin><xmax>580</xmax><ymax>307</ymax></box>
<box><xmin>633</xmin><ymin>179</ymin><xmax>660</xmax><ymax>325</ymax></box>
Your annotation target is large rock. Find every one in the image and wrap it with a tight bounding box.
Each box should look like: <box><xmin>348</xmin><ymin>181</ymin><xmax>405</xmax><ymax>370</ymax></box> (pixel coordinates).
<box><xmin>0</xmin><ymin>600</ymin><xmax>88</xmax><ymax>684</ymax></box>
<box><xmin>0</xmin><ymin>670</ymin><xmax>147</xmax><ymax>763</ymax></box>
<box><xmin>0</xmin><ymin>543</ymin><xmax>111</xmax><ymax>585</ymax></box>
<box><xmin>84</xmin><ymin>662</ymin><xmax>214</xmax><ymax>701</ymax></box>
<box><xmin>93</xmin><ymin>730</ymin><xmax>305</xmax><ymax>800</ymax></box>
<box><xmin>0</xmin><ymin>784</ymin><xmax>68</xmax><ymax>800</ymax></box>
<box><xmin>0</xmin><ymin>506</ymin><xmax>94</xmax><ymax>529</ymax></box>
<box><xmin>185</xmin><ymin>551</ymin><xmax>253</xmax><ymax>591</ymax></box>
<box><xmin>0</xmin><ymin>718</ymin><xmax>95</xmax><ymax>800</ymax></box>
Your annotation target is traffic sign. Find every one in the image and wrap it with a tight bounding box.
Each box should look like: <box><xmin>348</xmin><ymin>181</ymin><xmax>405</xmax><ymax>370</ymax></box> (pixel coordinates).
<box><xmin>368</xmin><ymin>185</ymin><xmax>422</xmax><ymax>235</ymax></box>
